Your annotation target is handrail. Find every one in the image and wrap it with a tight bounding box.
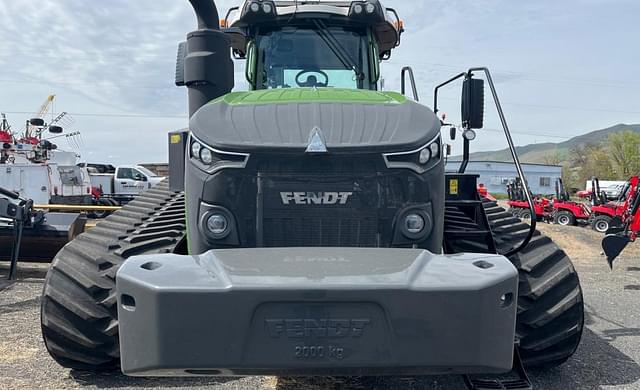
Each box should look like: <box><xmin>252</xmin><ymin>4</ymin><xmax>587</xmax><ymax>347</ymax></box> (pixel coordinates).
<box><xmin>401</xmin><ymin>67</ymin><xmax>419</xmax><ymax>101</ymax></box>
<box><xmin>434</xmin><ymin>67</ymin><xmax>537</xmax><ymax>257</ymax></box>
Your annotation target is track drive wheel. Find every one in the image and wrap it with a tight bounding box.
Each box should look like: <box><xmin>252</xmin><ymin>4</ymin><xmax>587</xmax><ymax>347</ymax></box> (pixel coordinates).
<box><xmin>40</xmin><ymin>182</ymin><xmax>186</xmax><ymax>370</ymax></box>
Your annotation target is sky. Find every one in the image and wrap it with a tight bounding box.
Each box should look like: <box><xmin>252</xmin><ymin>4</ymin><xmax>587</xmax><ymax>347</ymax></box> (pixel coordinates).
<box><xmin>0</xmin><ymin>0</ymin><xmax>639</xmax><ymax>165</ymax></box>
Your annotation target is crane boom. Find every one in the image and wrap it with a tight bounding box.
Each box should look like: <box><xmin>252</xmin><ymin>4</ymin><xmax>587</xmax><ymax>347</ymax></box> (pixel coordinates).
<box><xmin>25</xmin><ymin>94</ymin><xmax>56</xmax><ymax>139</ymax></box>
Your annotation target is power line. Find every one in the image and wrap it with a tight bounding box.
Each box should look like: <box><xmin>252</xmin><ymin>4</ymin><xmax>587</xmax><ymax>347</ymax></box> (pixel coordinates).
<box><xmin>2</xmin><ymin>111</ymin><xmax>187</xmax><ymax>119</ymax></box>
<box><xmin>0</xmin><ymin>79</ymin><xmax>177</xmax><ymax>91</ymax></box>
<box><xmin>422</xmin><ymin>93</ymin><xmax>640</xmax><ymax>116</ymax></box>
<box><xmin>386</xmin><ymin>60</ymin><xmax>640</xmax><ymax>88</ymax></box>
<box><xmin>482</xmin><ymin>128</ymin><xmax>572</xmax><ymax>140</ymax></box>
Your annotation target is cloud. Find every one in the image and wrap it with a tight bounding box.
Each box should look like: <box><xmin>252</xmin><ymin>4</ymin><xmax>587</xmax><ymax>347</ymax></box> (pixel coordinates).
<box><xmin>0</xmin><ymin>0</ymin><xmax>638</xmax><ymax>164</ymax></box>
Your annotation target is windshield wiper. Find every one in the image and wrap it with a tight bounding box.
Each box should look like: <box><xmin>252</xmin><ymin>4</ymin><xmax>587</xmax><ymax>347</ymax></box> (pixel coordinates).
<box><xmin>312</xmin><ymin>20</ymin><xmax>365</xmax><ymax>87</ymax></box>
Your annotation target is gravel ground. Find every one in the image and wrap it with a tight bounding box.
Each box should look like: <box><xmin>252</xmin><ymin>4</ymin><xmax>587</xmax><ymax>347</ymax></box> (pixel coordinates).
<box><xmin>1</xmin><ymin>223</ymin><xmax>639</xmax><ymax>390</ymax></box>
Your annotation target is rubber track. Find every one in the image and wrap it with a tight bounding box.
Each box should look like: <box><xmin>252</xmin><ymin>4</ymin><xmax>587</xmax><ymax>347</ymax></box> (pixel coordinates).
<box><xmin>447</xmin><ymin>199</ymin><xmax>584</xmax><ymax>368</ymax></box>
<box><xmin>40</xmin><ymin>181</ymin><xmax>186</xmax><ymax>370</ymax></box>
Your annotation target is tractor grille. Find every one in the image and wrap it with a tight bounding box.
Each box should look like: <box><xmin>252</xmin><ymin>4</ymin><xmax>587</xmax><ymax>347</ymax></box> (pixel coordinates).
<box><xmin>263</xmin><ymin>210</ymin><xmax>380</xmax><ymax>247</ymax></box>
<box><xmin>259</xmin><ymin>174</ymin><xmax>386</xmax><ymax>248</ymax></box>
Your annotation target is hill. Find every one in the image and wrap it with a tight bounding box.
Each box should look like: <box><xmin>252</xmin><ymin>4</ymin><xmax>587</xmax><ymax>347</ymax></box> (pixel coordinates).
<box><xmin>466</xmin><ymin>123</ymin><xmax>640</xmax><ymax>164</ymax></box>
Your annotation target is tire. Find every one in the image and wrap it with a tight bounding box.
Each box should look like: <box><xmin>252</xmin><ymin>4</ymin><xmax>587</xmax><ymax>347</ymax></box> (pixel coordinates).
<box><xmin>93</xmin><ymin>198</ymin><xmax>114</xmax><ymax>219</ymax></box>
<box><xmin>448</xmin><ymin>200</ymin><xmax>584</xmax><ymax>369</ymax></box>
<box><xmin>555</xmin><ymin>211</ymin><xmax>575</xmax><ymax>226</ymax></box>
<box><xmin>40</xmin><ymin>182</ymin><xmax>186</xmax><ymax>370</ymax></box>
<box><xmin>591</xmin><ymin>215</ymin><xmax>612</xmax><ymax>233</ymax></box>
<box><xmin>519</xmin><ymin>209</ymin><xmax>532</xmax><ymax>221</ymax></box>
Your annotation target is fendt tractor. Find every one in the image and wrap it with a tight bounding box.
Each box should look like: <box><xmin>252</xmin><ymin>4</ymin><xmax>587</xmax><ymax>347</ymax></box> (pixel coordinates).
<box><xmin>40</xmin><ymin>1</ymin><xmax>584</xmax><ymax>388</ymax></box>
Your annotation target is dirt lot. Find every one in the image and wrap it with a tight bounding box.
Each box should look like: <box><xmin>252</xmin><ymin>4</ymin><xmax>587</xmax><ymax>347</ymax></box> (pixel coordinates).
<box><xmin>1</xmin><ymin>223</ymin><xmax>640</xmax><ymax>390</ymax></box>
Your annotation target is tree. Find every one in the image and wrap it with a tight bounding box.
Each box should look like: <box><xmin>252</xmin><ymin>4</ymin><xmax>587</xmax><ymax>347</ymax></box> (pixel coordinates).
<box><xmin>607</xmin><ymin>130</ymin><xmax>640</xmax><ymax>178</ymax></box>
<box><xmin>565</xmin><ymin>143</ymin><xmax>613</xmax><ymax>190</ymax></box>
<box><xmin>543</xmin><ymin>150</ymin><xmax>561</xmax><ymax>166</ymax></box>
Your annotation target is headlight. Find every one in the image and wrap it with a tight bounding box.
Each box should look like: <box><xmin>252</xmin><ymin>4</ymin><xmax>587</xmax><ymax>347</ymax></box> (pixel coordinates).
<box><xmin>404</xmin><ymin>214</ymin><xmax>425</xmax><ymax>234</ymax></box>
<box><xmin>419</xmin><ymin>148</ymin><xmax>431</xmax><ymax>164</ymax></box>
<box><xmin>463</xmin><ymin>129</ymin><xmax>477</xmax><ymax>141</ymax></box>
<box><xmin>249</xmin><ymin>2</ymin><xmax>260</xmax><ymax>12</ymax></box>
<box><xmin>395</xmin><ymin>209</ymin><xmax>433</xmax><ymax>243</ymax></box>
<box><xmin>262</xmin><ymin>2</ymin><xmax>272</xmax><ymax>13</ymax></box>
<box><xmin>200</xmin><ymin>148</ymin><xmax>213</xmax><ymax>165</ymax></box>
<box><xmin>206</xmin><ymin>214</ymin><xmax>229</xmax><ymax>237</ymax></box>
<box><xmin>365</xmin><ymin>3</ymin><xmax>376</xmax><ymax>13</ymax></box>
<box><xmin>191</xmin><ymin>142</ymin><xmax>201</xmax><ymax>157</ymax></box>
<box><xmin>353</xmin><ymin>3</ymin><xmax>364</xmax><ymax>13</ymax></box>
<box><xmin>189</xmin><ymin>134</ymin><xmax>250</xmax><ymax>173</ymax></box>
<box><xmin>429</xmin><ymin>142</ymin><xmax>440</xmax><ymax>157</ymax></box>
<box><xmin>383</xmin><ymin>136</ymin><xmax>442</xmax><ymax>174</ymax></box>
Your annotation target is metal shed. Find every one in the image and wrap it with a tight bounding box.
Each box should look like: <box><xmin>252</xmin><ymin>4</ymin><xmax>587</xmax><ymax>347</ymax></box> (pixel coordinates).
<box><xmin>446</xmin><ymin>160</ymin><xmax>562</xmax><ymax>195</ymax></box>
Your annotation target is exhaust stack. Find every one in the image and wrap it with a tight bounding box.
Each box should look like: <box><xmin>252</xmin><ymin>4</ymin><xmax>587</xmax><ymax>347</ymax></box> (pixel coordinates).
<box><xmin>179</xmin><ymin>0</ymin><xmax>234</xmax><ymax>117</ymax></box>
<box><xmin>189</xmin><ymin>0</ymin><xmax>221</xmax><ymax>30</ymax></box>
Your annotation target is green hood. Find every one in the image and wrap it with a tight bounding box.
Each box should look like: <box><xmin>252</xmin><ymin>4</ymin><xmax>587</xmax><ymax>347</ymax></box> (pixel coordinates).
<box><xmin>213</xmin><ymin>88</ymin><xmax>407</xmax><ymax>106</ymax></box>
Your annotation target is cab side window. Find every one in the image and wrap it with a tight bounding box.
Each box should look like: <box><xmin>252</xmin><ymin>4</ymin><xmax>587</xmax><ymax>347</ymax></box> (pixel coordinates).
<box><xmin>132</xmin><ymin>169</ymin><xmax>145</xmax><ymax>181</ymax></box>
<box><xmin>117</xmin><ymin>168</ymin><xmax>134</xmax><ymax>179</ymax></box>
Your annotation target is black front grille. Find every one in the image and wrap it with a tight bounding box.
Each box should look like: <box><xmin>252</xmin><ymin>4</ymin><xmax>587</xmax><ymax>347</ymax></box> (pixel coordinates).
<box><xmin>264</xmin><ymin>209</ymin><xmax>380</xmax><ymax>247</ymax></box>
<box><xmin>259</xmin><ymin>174</ymin><xmax>390</xmax><ymax>248</ymax></box>
<box><xmin>229</xmin><ymin>154</ymin><xmax>434</xmax><ymax>249</ymax></box>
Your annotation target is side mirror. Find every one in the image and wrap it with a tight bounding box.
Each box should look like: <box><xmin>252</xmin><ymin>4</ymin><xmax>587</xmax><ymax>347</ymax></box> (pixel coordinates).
<box><xmin>461</xmin><ymin>76</ymin><xmax>484</xmax><ymax>129</ymax></box>
<box><xmin>225</xmin><ymin>27</ymin><xmax>248</xmax><ymax>58</ymax></box>
<box><xmin>134</xmin><ymin>174</ymin><xmax>146</xmax><ymax>182</ymax></box>
<box><xmin>29</xmin><ymin>118</ymin><xmax>45</xmax><ymax>127</ymax></box>
<box><xmin>49</xmin><ymin>125</ymin><xmax>63</xmax><ymax>134</ymax></box>
<box><xmin>174</xmin><ymin>41</ymin><xmax>187</xmax><ymax>87</ymax></box>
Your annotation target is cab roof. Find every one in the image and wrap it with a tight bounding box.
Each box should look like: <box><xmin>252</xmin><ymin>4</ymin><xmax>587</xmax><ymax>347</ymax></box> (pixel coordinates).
<box><xmin>223</xmin><ymin>0</ymin><xmax>403</xmax><ymax>58</ymax></box>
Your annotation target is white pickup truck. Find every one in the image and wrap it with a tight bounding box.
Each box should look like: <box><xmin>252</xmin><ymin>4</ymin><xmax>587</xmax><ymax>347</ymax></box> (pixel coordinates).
<box><xmin>88</xmin><ymin>165</ymin><xmax>165</xmax><ymax>204</ymax></box>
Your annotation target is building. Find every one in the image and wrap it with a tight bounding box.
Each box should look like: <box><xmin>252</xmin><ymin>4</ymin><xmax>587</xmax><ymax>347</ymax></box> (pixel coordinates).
<box><xmin>446</xmin><ymin>160</ymin><xmax>562</xmax><ymax>195</ymax></box>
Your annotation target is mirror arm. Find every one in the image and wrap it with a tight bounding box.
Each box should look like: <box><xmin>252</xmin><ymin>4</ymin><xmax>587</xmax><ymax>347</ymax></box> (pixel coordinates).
<box><xmin>458</xmin><ymin>137</ymin><xmax>470</xmax><ymax>174</ymax></box>
<box><xmin>433</xmin><ymin>72</ymin><xmax>466</xmax><ymax>115</ymax></box>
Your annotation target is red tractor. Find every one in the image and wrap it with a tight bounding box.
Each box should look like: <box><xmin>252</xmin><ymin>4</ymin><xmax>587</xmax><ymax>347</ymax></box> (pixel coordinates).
<box><xmin>602</xmin><ymin>179</ymin><xmax>640</xmax><ymax>267</ymax></box>
<box><xmin>476</xmin><ymin>183</ymin><xmax>496</xmax><ymax>201</ymax></box>
<box><xmin>552</xmin><ymin>179</ymin><xmax>590</xmax><ymax>226</ymax></box>
<box><xmin>589</xmin><ymin>177</ymin><xmax>639</xmax><ymax>233</ymax></box>
<box><xmin>506</xmin><ymin>179</ymin><xmax>552</xmax><ymax>221</ymax></box>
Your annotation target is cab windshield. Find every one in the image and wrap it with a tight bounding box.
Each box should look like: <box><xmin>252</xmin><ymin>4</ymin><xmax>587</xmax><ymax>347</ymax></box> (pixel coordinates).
<box><xmin>255</xmin><ymin>25</ymin><xmax>372</xmax><ymax>90</ymax></box>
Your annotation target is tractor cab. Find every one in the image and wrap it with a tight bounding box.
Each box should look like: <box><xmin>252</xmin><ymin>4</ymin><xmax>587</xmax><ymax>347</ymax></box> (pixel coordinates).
<box><xmin>223</xmin><ymin>0</ymin><xmax>403</xmax><ymax>90</ymax></box>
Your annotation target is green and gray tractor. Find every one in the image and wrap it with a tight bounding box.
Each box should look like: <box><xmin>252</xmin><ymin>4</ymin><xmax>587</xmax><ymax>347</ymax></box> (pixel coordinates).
<box><xmin>40</xmin><ymin>1</ymin><xmax>584</xmax><ymax>388</ymax></box>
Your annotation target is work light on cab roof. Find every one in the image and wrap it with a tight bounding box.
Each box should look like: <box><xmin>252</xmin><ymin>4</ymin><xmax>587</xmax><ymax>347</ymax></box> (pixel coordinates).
<box><xmin>223</xmin><ymin>0</ymin><xmax>404</xmax><ymax>60</ymax></box>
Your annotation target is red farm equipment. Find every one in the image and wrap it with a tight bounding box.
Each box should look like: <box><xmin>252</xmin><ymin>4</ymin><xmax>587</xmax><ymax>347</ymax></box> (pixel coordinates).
<box><xmin>477</xmin><ymin>183</ymin><xmax>496</xmax><ymax>201</ymax></box>
<box><xmin>552</xmin><ymin>179</ymin><xmax>590</xmax><ymax>226</ymax></box>
<box><xmin>602</xmin><ymin>178</ymin><xmax>640</xmax><ymax>267</ymax></box>
<box><xmin>506</xmin><ymin>179</ymin><xmax>552</xmax><ymax>221</ymax></box>
<box><xmin>587</xmin><ymin>177</ymin><xmax>639</xmax><ymax>233</ymax></box>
